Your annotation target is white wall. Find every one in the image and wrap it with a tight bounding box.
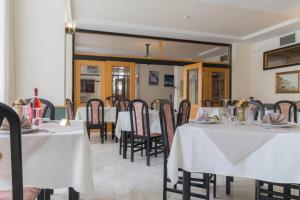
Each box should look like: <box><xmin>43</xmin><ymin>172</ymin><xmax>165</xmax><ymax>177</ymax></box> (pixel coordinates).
<box><xmin>13</xmin><ymin>0</ymin><xmax>65</xmax><ymax>105</ymax></box>
<box><xmin>251</xmin><ymin>31</ymin><xmax>300</xmax><ymax>103</ymax></box>
<box><xmin>136</xmin><ymin>64</ymin><xmax>175</xmax><ymax>104</ymax></box>
<box><xmin>231</xmin><ymin>31</ymin><xmax>300</xmax><ymax>103</ymax></box>
<box><xmin>231</xmin><ymin>43</ymin><xmax>253</xmax><ymax>99</ymax></box>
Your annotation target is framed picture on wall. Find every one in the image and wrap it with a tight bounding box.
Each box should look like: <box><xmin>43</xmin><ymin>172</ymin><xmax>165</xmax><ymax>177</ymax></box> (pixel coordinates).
<box><xmin>276</xmin><ymin>71</ymin><xmax>300</xmax><ymax>93</ymax></box>
<box><xmin>164</xmin><ymin>75</ymin><xmax>174</xmax><ymax>87</ymax></box>
<box><xmin>149</xmin><ymin>71</ymin><xmax>159</xmax><ymax>85</ymax></box>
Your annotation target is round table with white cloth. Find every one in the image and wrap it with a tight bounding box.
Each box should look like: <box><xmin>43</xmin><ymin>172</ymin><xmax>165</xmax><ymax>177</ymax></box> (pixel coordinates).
<box><xmin>75</xmin><ymin>107</ymin><xmax>117</xmax><ymax>123</ymax></box>
<box><xmin>115</xmin><ymin>110</ymin><xmax>161</xmax><ymax>138</ymax></box>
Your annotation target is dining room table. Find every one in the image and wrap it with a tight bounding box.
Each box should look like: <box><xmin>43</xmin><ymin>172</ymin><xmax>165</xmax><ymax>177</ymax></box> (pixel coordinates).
<box><xmin>75</xmin><ymin>106</ymin><xmax>117</xmax><ymax>123</ymax></box>
<box><xmin>0</xmin><ymin>120</ymin><xmax>95</xmax><ymax>200</ymax></box>
<box><xmin>167</xmin><ymin>120</ymin><xmax>300</xmax><ymax>200</ymax></box>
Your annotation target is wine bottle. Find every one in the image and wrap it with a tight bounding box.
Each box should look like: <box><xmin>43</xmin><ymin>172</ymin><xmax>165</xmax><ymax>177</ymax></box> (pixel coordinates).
<box><xmin>30</xmin><ymin>88</ymin><xmax>42</xmax><ymax>126</ymax></box>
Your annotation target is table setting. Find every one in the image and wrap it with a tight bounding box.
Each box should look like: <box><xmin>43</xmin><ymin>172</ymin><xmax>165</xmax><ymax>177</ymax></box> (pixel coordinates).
<box><xmin>168</xmin><ymin>99</ymin><xmax>300</xmax><ymax>200</ymax></box>
<box><xmin>0</xmin><ymin>98</ymin><xmax>95</xmax><ymax>198</ymax></box>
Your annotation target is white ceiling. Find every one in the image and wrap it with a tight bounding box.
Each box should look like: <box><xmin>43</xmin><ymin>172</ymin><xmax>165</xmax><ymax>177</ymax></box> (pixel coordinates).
<box><xmin>71</xmin><ymin>0</ymin><xmax>300</xmax><ymax>44</ymax></box>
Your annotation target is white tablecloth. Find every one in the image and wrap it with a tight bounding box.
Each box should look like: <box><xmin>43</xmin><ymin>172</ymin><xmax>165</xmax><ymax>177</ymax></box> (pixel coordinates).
<box><xmin>168</xmin><ymin>123</ymin><xmax>300</xmax><ymax>185</ymax></box>
<box><xmin>0</xmin><ymin>121</ymin><xmax>94</xmax><ymax>196</ymax></box>
<box><xmin>115</xmin><ymin>110</ymin><xmax>161</xmax><ymax>138</ymax></box>
<box><xmin>75</xmin><ymin>107</ymin><xmax>116</xmax><ymax>123</ymax></box>
<box><xmin>196</xmin><ymin>107</ymin><xmax>226</xmax><ymax>119</ymax></box>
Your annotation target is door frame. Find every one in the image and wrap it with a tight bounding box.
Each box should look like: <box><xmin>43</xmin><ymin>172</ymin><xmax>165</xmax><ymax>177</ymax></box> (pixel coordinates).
<box><xmin>106</xmin><ymin>61</ymin><xmax>136</xmax><ymax>101</ymax></box>
<box><xmin>74</xmin><ymin>60</ymin><xmax>106</xmax><ymax>110</ymax></box>
<box><xmin>183</xmin><ymin>63</ymin><xmax>203</xmax><ymax>119</ymax></box>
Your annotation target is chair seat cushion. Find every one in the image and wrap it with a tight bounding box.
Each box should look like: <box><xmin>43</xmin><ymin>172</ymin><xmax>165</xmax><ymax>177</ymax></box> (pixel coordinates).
<box><xmin>0</xmin><ymin>187</ymin><xmax>41</xmax><ymax>200</ymax></box>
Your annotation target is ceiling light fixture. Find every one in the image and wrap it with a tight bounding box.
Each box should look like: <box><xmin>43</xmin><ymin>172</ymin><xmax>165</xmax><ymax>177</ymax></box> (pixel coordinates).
<box><xmin>145</xmin><ymin>43</ymin><xmax>151</xmax><ymax>57</ymax></box>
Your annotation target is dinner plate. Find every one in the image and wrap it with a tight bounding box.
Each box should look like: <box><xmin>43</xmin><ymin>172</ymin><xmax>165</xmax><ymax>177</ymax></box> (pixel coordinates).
<box><xmin>255</xmin><ymin>122</ymin><xmax>297</xmax><ymax>128</ymax></box>
<box><xmin>0</xmin><ymin>127</ymin><xmax>40</xmax><ymax>134</ymax></box>
<box><xmin>190</xmin><ymin>120</ymin><xmax>218</xmax><ymax>124</ymax></box>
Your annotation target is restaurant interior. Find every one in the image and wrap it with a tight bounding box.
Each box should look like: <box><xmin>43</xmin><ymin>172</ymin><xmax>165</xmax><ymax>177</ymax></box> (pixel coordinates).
<box><xmin>1</xmin><ymin>0</ymin><xmax>300</xmax><ymax>200</ymax></box>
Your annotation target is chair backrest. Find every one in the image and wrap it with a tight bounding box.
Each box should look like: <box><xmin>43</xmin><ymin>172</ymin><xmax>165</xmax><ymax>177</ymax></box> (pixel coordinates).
<box><xmin>0</xmin><ymin>102</ymin><xmax>23</xmax><ymax>200</ymax></box>
<box><xmin>86</xmin><ymin>99</ymin><xmax>105</xmax><ymax>125</ymax></box>
<box><xmin>176</xmin><ymin>99</ymin><xmax>191</xmax><ymax>127</ymax></box>
<box><xmin>0</xmin><ymin>113</ymin><xmax>4</xmax><ymax>126</ymax></box>
<box><xmin>25</xmin><ymin>98</ymin><xmax>55</xmax><ymax>120</ymax></box>
<box><xmin>65</xmin><ymin>99</ymin><xmax>74</xmax><ymax>120</ymax></box>
<box><xmin>150</xmin><ymin>99</ymin><xmax>163</xmax><ymax>110</ymax></box>
<box><xmin>273</xmin><ymin>100</ymin><xmax>297</xmax><ymax>122</ymax></box>
<box><xmin>247</xmin><ymin>100</ymin><xmax>265</xmax><ymax>120</ymax></box>
<box><xmin>204</xmin><ymin>100</ymin><xmax>213</xmax><ymax>107</ymax></box>
<box><xmin>114</xmin><ymin>99</ymin><xmax>130</xmax><ymax>123</ymax></box>
<box><xmin>219</xmin><ymin>100</ymin><xmax>227</xmax><ymax>107</ymax></box>
<box><xmin>159</xmin><ymin>100</ymin><xmax>176</xmax><ymax>156</ymax></box>
<box><xmin>129</xmin><ymin>99</ymin><xmax>150</xmax><ymax>137</ymax></box>
<box><xmin>295</xmin><ymin>101</ymin><xmax>300</xmax><ymax>112</ymax></box>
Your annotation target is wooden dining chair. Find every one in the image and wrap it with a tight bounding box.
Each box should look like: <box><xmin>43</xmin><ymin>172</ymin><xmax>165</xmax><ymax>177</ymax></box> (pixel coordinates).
<box><xmin>129</xmin><ymin>99</ymin><xmax>163</xmax><ymax>166</ymax></box>
<box><xmin>65</xmin><ymin>99</ymin><xmax>74</xmax><ymax>120</ymax></box>
<box><xmin>25</xmin><ymin>98</ymin><xmax>55</xmax><ymax>120</ymax></box>
<box><xmin>159</xmin><ymin>100</ymin><xmax>216</xmax><ymax>200</ymax></box>
<box><xmin>86</xmin><ymin>99</ymin><xmax>106</xmax><ymax>143</ymax></box>
<box><xmin>204</xmin><ymin>100</ymin><xmax>213</xmax><ymax>107</ymax></box>
<box><xmin>0</xmin><ymin>102</ymin><xmax>41</xmax><ymax>200</ymax></box>
<box><xmin>248</xmin><ymin>100</ymin><xmax>265</xmax><ymax>121</ymax></box>
<box><xmin>273</xmin><ymin>100</ymin><xmax>297</xmax><ymax>123</ymax></box>
<box><xmin>114</xmin><ymin>99</ymin><xmax>131</xmax><ymax>156</ymax></box>
<box><xmin>176</xmin><ymin>99</ymin><xmax>191</xmax><ymax>127</ymax></box>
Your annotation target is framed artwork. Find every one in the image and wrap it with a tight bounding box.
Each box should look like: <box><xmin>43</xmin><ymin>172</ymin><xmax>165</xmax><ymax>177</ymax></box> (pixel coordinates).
<box><xmin>80</xmin><ymin>79</ymin><xmax>95</xmax><ymax>93</ymax></box>
<box><xmin>264</xmin><ymin>43</ymin><xmax>300</xmax><ymax>70</ymax></box>
<box><xmin>87</xmin><ymin>65</ymin><xmax>99</xmax><ymax>74</ymax></box>
<box><xmin>149</xmin><ymin>71</ymin><xmax>159</xmax><ymax>85</ymax></box>
<box><xmin>276</xmin><ymin>71</ymin><xmax>300</xmax><ymax>93</ymax></box>
<box><xmin>164</xmin><ymin>75</ymin><xmax>174</xmax><ymax>87</ymax></box>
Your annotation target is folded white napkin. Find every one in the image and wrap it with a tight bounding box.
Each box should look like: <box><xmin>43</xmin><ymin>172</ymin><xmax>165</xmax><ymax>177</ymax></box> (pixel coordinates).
<box><xmin>1</xmin><ymin>113</ymin><xmax>31</xmax><ymax>130</ymax></box>
<box><xmin>197</xmin><ymin>113</ymin><xmax>209</xmax><ymax>121</ymax></box>
<box><xmin>262</xmin><ymin>113</ymin><xmax>287</xmax><ymax>125</ymax></box>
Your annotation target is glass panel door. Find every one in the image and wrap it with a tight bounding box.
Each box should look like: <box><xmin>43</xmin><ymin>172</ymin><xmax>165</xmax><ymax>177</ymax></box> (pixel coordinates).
<box><xmin>187</xmin><ymin>69</ymin><xmax>198</xmax><ymax>104</ymax></box>
<box><xmin>184</xmin><ymin>63</ymin><xmax>203</xmax><ymax>119</ymax></box>
<box><xmin>74</xmin><ymin>60</ymin><xmax>106</xmax><ymax>110</ymax></box>
<box><xmin>112</xmin><ymin>67</ymin><xmax>130</xmax><ymax>100</ymax></box>
<box><xmin>204</xmin><ymin>67</ymin><xmax>230</xmax><ymax>107</ymax></box>
<box><xmin>106</xmin><ymin>61</ymin><xmax>136</xmax><ymax>104</ymax></box>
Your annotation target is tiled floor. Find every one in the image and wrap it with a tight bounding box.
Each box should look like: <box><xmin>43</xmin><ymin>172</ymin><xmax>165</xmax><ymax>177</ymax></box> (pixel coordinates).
<box><xmin>52</xmin><ymin>133</ymin><xmax>255</xmax><ymax>200</ymax></box>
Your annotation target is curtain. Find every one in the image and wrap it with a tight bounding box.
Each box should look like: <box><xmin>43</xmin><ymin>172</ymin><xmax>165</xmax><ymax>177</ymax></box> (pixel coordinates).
<box><xmin>0</xmin><ymin>0</ymin><xmax>14</xmax><ymax>104</ymax></box>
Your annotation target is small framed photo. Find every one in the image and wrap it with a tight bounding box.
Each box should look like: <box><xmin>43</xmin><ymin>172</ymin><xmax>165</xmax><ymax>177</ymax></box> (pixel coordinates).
<box><xmin>149</xmin><ymin>71</ymin><xmax>159</xmax><ymax>85</ymax></box>
<box><xmin>164</xmin><ymin>75</ymin><xmax>174</xmax><ymax>87</ymax></box>
<box><xmin>276</xmin><ymin>71</ymin><xmax>300</xmax><ymax>93</ymax></box>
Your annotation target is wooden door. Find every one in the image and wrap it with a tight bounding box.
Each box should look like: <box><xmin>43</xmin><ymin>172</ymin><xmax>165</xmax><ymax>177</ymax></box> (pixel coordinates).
<box><xmin>74</xmin><ymin>60</ymin><xmax>106</xmax><ymax>111</ymax></box>
<box><xmin>183</xmin><ymin>63</ymin><xmax>203</xmax><ymax>119</ymax></box>
<box><xmin>204</xmin><ymin>67</ymin><xmax>230</xmax><ymax>106</ymax></box>
<box><xmin>106</xmin><ymin>61</ymin><xmax>136</xmax><ymax>104</ymax></box>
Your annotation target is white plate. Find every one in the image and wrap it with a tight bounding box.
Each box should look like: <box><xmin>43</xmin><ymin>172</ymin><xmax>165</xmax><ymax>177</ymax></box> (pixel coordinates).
<box><xmin>0</xmin><ymin>127</ymin><xmax>40</xmax><ymax>134</ymax></box>
<box><xmin>21</xmin><ymin>127</ymin><xmax>40</xmax><ymax>134</ymax></box>
<box><xmin>255</xmin><ymin>122</ymin><xmax>297</xmax><ymax>128</ymax></box>
<box><xmin>190</xmin><ymin>120</ymin><xmax>218</xmax><ymax>124</ymax></box>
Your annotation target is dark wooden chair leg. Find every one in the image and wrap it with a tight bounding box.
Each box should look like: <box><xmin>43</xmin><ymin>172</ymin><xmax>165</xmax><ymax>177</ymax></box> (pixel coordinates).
<box><xmin>69</xmin><ymin>187</ymin><xmax>79</xmax><ymax>200</ymax></box>
<box><xmin>37</xmin><ymin>189</ymin><xmax>45</xmax><ymax>200</ymax></box>
<box><xmin>213</xmin><ymin>174</ymin><xmax>217</xmax><ymax>198</ymax></box>
<box><xmin>226</xmin><ymin>176</ymin><xmax>232</xmax><ymax>195</ymax></box>
<box><xmin>119</xmin><ymin>131</ymin><xmax>122</xmax><ymax>155</ymax></box>
<box><xmin>104</xmin><ymin>123</ymin><xmax>107</xmax><ymax>140</ymax></box>
<box><xmin>183</xmin><ymin>170</ymin><xmax>191</xmax><ymax>200</ymax></box>
<box><xmin>87</xmin><ymin>127</ymin><xmax>90</xmax><ymax>140</ymax></box>
<box><xmin>44</xmin><ymin>189</ymin><xmax>51</xmax><ymax>200</ymax></box>
<box><xmin>100</xmin><ymin>126</ymin><xmax>104</xmax><ymax>144</ymax></box>
<box><xmin>146</xmin><ymin>138</ymin><xmax>150</xmax><ymax>166</ymax></box>
<box><xmin>131</xmin><ymin>135</ymin><xmax>134</xmax><ymax>162</ymax></box>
